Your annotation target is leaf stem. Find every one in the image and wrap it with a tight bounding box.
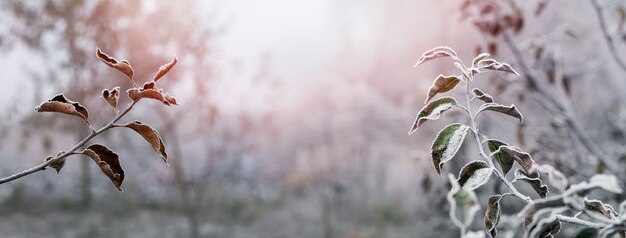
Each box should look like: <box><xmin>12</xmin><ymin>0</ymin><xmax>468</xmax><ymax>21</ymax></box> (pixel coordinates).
<box><xmin>0</xmin><ymin>100</ymin><xmax>140</xmax><ymax>185</ymax></box>
<box><xmin>555</xmin><ymin>215</ymin><xmax>605</xmax><ymax>229</ymax></box>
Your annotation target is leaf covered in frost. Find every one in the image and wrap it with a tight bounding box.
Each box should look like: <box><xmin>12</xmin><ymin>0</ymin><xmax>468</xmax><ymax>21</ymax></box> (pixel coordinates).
<box><xmin>472</xmin><ymin>88</ymin><xmax>494</xmax><ymax>103</ymax></box>
<box><xmin>484</xmin><ymin>194</ymin><xmax>502</xmax><ymax>238</ymax></box>
<box><xmin>122</xmin><ymin>120</ymin><xmax>168</xmax><ymax>163</ymax></box>
<box><xmin>96</xmin><ymin>48</ymin><xmax>134</xmax><ymax>80</ymax></box>
<box><xmin>35</xmin><ymin>94</ymin><xmax>89</xmax><ymax>123</ymax></box>
<box><xmin>513</xmin><ymin>169</ymin><xmax>548</xmax><ymax>198</ymax></box>
<box><xmin>415</xmin><ymin>46</ymin><xmax>458</xmax><ymax>66</ymax></box>
<box><xmin>153</xmin><ymin>56</ymin><xmax>178</xmax><ymax>81</ymax></box>
<box><xmin>458</xmin><ymin>160</ymin><xmax>492</xmax><ymax>190</ymax></box>
<box><xmin>102</xmin><ymin>86</ymin><xmax>120</xmax><ymax>109</ymax></box>
<box><xmin>82</xmin><ymin>144</ymin><xmax>124</xmax><ymax>191</ymax></box>
<box><xmin>485</xmin><ymin>139</ymin><xmax>514</xmax><ymax>175</ymax></box>
<box><xmin>431</xmin><ymin>123</ymin><xmax>471</xmax><ymax>175</ymax></box>
<box><xmin>476</xmin><ymin>103</ymin><xmax>523</xmax><ymax>123</ymax></box>
<box><xmin>408</xmin><ymin>97</ymin><xmax>457</xmax><ymax>135</ymax></box>
<box><xmin>447</xmin><ymin>174</ymin><xmax>481</xmax><ymax>231</ymax></box>
<box><xmin>425</xmin><ymin>75</ymin><xmax>462</xmax><ymax>103</ymax></box>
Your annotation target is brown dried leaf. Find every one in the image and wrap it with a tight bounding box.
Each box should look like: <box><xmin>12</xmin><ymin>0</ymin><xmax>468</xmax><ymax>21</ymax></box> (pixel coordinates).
<box><xmin>163</xmin><ymin>93</ymin><xmax>178</xmax><ymax>105</ymax></box>
<box><xmin>409</xmin><ymin>97</ymin><xmax>457</xmax><ymax>135</ymax></box>
<box><xmin>96</xmin><ymin>48</ymin><xmax>134</xmax><ymax>80</ymax></box>
<box><xmin>476</xmin><ymin>103</ymin><xmax>523</xmax><ymax>123</ymax></box>
<box><xmin>83</xmin><ymin>144</ymin><xmax>124</xmax><ymax>191</ymax></box>
<box><xmin>153</xmin><ymin>57</ymin><xmax>178</xmax><ymax>82</ymax></box>
<box><xmin>35</xmin><ymin>94</ymin><xmax>89</xmax><ymax>123</ymax></box>
<box><xmin>477</xmin><ymin>59</ymin><xmax>519</xmax><ymax>75</ymax></box>
<box><xmin>425</xmin><ymin>75</ymin><xmax>462</xmax><ymax>103</ymax></box>
<box><xmin>472</xmin><ymin>88</ymin><xmax>494</xmax><ymax>103</ymax></box>
<box><xmin>127</xmin><ymin>82</ymin><xmax>177</xmax><ymax>106</ymax></box>
<box><xmin>102</xmin><ymin>86</ymin><xmax>120</xmax><ymax>109</ymax></box>
<box><xmin>584</xmin><ymin>198</ymin><xmax>619</xmax><ymax>219</ymax></box>
<box><xmin>123</xmin><ymin>120</ymin><xmax>168</xmax><ymax>163</ymax></box>
<box><xmin>45</xmin><ymin>155</ymin><xmax>65</xmax><ymax>174</ymax></box>
<box><xmin>415</xmin><ymin>46</ymin><xmax>457</xmax><ymax>66</ymax></box>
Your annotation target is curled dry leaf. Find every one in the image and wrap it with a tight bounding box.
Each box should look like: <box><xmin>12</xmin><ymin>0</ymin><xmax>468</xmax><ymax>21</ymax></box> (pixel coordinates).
<box><xmin>584</xmin><ymin>198</ymin><xmax>619</xmax><ymax>220</ymax></box>
<box><xmin>35</xmin><ymin>94</ymin><xmax>89</xmax><ymax>123</ymax></box>
<box><xmin>45</xmin><ymin>155</ymin><xmax>65</xmax><ymax>174</ymax></box>
<box><xmin>524</xmin><ymin>207</ymin><xmax>566</xmax><ymax>238</ymax></box>
<box><xmin>472</xmin><ymin>53</ymin><xmax>490</xmax><ymax>67</ymax></box>
<box><xmin>513</xmin><ymin>169</ymin><xmax>548</xmax><ymax>198</ymax></box>
<box><xmin>425</xmin><ymin>75</ymin><xmax>462</xmax><ymax>103</ymax></box>
<box><xmin>408</xmin><ymin>97</ymin><xmax>457</xmax><ymax>135</ymax></box>
<box><xmin>484</xmin><ymin>194</ymin><xmax>502</xmax><ymax>238</ymax></box>
<box><xmin>457</xmin><ymin>160</ymin><xmax>493</xmax><ymax>190</ymax></box>
<box><xmin>153</xmin><ymin>57</ymin><xmax>178</xmax><ymax>81</ymax></box>
<box><xmin>122</xmin><ymin>120</ymin><xmax>168</xmax><ymax>163</ymax></box>
<box><xmin>476</xmin><ymin>103</ymin><xmax>523</xmax><ymax>123</ymax></box>
<box><xmin>486</xmin><ymin>139</ymin><xmax>514</xmax><ymax>176</ymax></box>
<box><xmin>415</xmin><ymin>46</ymin><xmax>458</xmax><ymax>66</ymax></box>
<box><xmin>431</xmin><ymin>123</ymin><xmax>471</xmax><ymax>175</ymax></box>
<box><xmin>127</xmin><ymin>81</ymin><xmax>178</xmax><ymax>106</ymax></box>
<box><xmin>534</xmin><ymin>165</ymin><xmax>568</xmax><ymax>192</ymax></box>
<box><xmin>82</xmin><ymin>144</ymin><xmax>124</xmax><ymax>191</ymax></box>
<box><xmin>102</xmin><ymin>86</ymin><xmax>120</xmax><ymax>109</ymax></box>
<box><xmin>96</xmin><ymin>48</ymin><xmax>134</xmax><ymax>80</ymax></box>
<box><xmin>476</xmin><ymin>59</ymin><xmax>519</xmax><ymax>75</ymax></box>
<box><xmin>472</xmin><ymin>88</ymin><xmax>494</xmax><ymax>103</ymax></box>
<box><xmin>447</xmin><ymin>174</ymin><xmax>481</xmax><ymax>232</ymax></box>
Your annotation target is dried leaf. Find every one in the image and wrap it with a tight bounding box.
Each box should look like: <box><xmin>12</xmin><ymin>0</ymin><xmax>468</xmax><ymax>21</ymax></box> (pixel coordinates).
<box><xmin>472</xmin><ymin>88</ymin><xmax>494</xmax><ymax>103</ymax></box>
<box><xmin>102</xmin><ymin>86</ymin><xmax>120</xmax><ymax>109</ymax></box>
<box><xmin>513</xmin><ymin>169</ymin><xmax>548</xmax><ymax>198</ymax></box>
<box><xmin>584</xmin><ymin>198</ymin><xmax>619</xmax><ymax>219</ymax></box>
<box><xmin>534</xmin><ymin>165</ymin><xmax>568</xmax><ymax>192</ymax></box>
<box><xmin>415</xmin><ymin>46</ymin><xmax>457</xmax><ymax>66</ymax></box>
<box><xmin>153</xmin><ymin>57</ymin><xmax>178</xmax><ymax>81</ymax></box>
<box><xmin>82</xmin><ymin>144</ymin><xmax>124</xmax><ymax>191</ymax></box>
<box><xmin>408</xmin><ymin>97</ymin><xmax>458</xmax><ymax>135</ymax></box>
<box><xmin>163</xmin><ymin>93</ymin><xmax>178</xmax><ymax>105</ymax></box>
<box><xmin>484</xmin><ymin>195</ymin><xmax>502</xmax><ymax>238</ymax></box>
<box><xmin>458</xmin><ymin>160</ymin><xmax>493</xmax><ymax>190</ymax></box>
<box><xmin>45</xmin><ymin>155</ymin><xmax>65</xmax><ymax>174</ymax></box>
<box><xmin>35</xmin><ymin>94</ymin><xmax>89</xmax><ymax>123</ymax></box>
<box><xmin>490</xmin><ymin>146</ymin><xmax>535</xmax><ymax>175</ymax></box>
<box><xmin>431</xmin><ymin>123</ymin><xmax>471</xmax><ymax>175</ymax></box>
<box><xmin>123</xmin><ymin>120</ymin><xmax>168</xmax><ymax>163</ymax></box>
<box><xmin>96</xmin><ymin>48</ymin><xmax>134</xmax><ymax>80</ymax></box>
<box><xmin>476</xmin><ymin>103</ymin><xmax>523</xmax><ymax>123</ymax></box>
<box><xmin>127</xmin><ymin>82</ymin><xmax>178</xmax><ymax>106</ymax></box>
<box><xmin>486</xmin><ymin>139</ymin><xmax>514</xmax><ymax>175</ymax></box>
<box><xmin>472</xmin><ymin>53</ymin><xmax>490</xmax><ymax>67</ymax></box>
<box><xmin>447</xmin><ymin>174</ymin><xmax>481</xmax><ymax>231</ymax></box>
<box><xmin>425</xmin><ymin>75</ymin><xmax>462</xmax><ymax>103</ymax></box>
<box><xmin>525</xmin><ymin>208</ymin><xmax>566</xmax><ymax>238</ymax></box>
<box><xmin>477</xmin><ymin>59</ymin><xmax>519</xmax><ymax>75</ymax></box>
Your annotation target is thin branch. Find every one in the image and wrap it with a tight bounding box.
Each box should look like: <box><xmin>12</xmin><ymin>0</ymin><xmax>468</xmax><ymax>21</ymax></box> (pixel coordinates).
<box><xmin>590</xmin><ymin>0</ymin><xmax>626</xmax><ymax>72</ymax></box>
<box><xmin>0</xmin><ymin>100</ymin><xmax>140</xmax><ymax>185</ymax></box>
<box><xmin>555</xmin><ymin>215</ymin><xmax>606</xmax><ymax>229</ymax></box>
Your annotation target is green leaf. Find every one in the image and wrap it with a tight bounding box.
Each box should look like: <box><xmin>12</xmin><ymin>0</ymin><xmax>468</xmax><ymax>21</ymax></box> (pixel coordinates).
<box><xmin>409</xmin><ymin>97</ymin><xmax>457</xmax><ymax>135</ymax></box>
<box><xmin>472</xmin><ymin>88</ymin><xmax>494</xmax><ymax>103</ymax></box>
<box><xmin>485</xmin><ymin>139</ymin><xmax>514</xmax><ymax>176</ymax></box>
<box><xmin>484</xmin><ymin>195</ymin><xmax>502</xmax><ymax>238</ymax></box>
<box><xmin>447</xmin><ymin>174</ymin><xmax>481</xmax><ymax>232</ymax></box>
<box><xmin>490</xmin><ymin>145</ymin><xmax>535</xmax><ymax>174</ymax></box>
<box><xmin>573</xmin><ymin>228</ymin><xmax>598</xmax><ymax>238</ymax></box>
<box><xmin>408</xmin><ymin>97</ymin><xmax>458</xmax><ymax>135</ymax></box>
<box><xmin>475</xmin><ymin>103</ymin><xmax>523</xmax><ymax>123</ymax></box>
<box><xmin>431</xmin><ymin>123</ymin><xmax>471</xmax><ymax>175</ymax></box>
<box><xmin>425</xmin><ymin>75</ymin><xmax>462</xmax><ymax>103</ymax></box>
<box><xmin>415</xmin><ymin>46</ymin><xmax>457</xmax><ymax>66</ymax></box>
<box><xmin>513</xmin><ymin>169</ymin><xmax>548</xmax><ymax>198</ymax></box>
<box><xmin>458</xmin><ymin>160</ymin><xmax>492</xmax><ymax>190</ymax></box>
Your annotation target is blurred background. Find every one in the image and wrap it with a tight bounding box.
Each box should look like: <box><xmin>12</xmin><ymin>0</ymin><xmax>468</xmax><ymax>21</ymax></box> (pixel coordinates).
<box><xmin>0</xmin><ymin>0</ymin><xmax>625</xmax><ymax>237</ymax></box>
